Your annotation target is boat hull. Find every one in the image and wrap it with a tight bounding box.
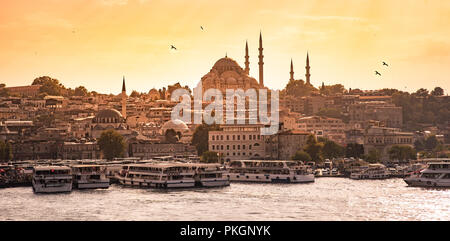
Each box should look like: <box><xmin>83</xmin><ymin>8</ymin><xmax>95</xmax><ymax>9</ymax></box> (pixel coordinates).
<box><xmin>227</xmin><ymin>173</ymin><xmax>314</xmax><ymax>183</ymax></box>
<box><xmin>75</xmin><ymin>180</ymin><xmax>110</xmax><ymax>189</ymax></box>
<box><xmin>404</xmin><ymin>177</ymin><xmax>450</xmax><ymax>187</ymax></box>
<box><xmin>32</xmin><ymin>183</ymin><xmax>72</xmax><ymax>193</ymax></box>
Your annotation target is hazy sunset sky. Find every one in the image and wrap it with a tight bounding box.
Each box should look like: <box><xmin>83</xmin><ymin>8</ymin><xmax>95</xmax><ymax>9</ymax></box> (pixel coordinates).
<box><xmin>1</xmin><ymin>0</ymin><xmax>449</xmax><ymax>94</ymax></box>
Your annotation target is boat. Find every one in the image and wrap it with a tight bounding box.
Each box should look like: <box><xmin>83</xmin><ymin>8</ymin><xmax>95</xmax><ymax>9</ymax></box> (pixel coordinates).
<box><xmin>225</xmin><ymin>160</ymin><xmax>315</xmax><ymax>183</ymax></box>
<box><xmin>71</xmin><ymin>165</ymin><xmax>110</xmax><ymax>189</ymax></box>
<box><xmin>349</xmin><ymin>163</ymin><xmax>390</xmax><ymax>180</ymax></box>
<box><xmin>32</xmin><ymin>166</ymin><xmax>72</xmax><ymax>193</ymax></box>
<box><xmin>116</xmin><ymin>162</ymin><xmax>230</xmax><ymax>189</ymax></box>
<box><xmin>192</xmin><ymin>163</ymin><xmax>229</xmax><ymax>187</ymax></box>
<box><xmin>404</xmin><ymin>161</ymin><xmax>450</xmax><ymax>187</ymax></box>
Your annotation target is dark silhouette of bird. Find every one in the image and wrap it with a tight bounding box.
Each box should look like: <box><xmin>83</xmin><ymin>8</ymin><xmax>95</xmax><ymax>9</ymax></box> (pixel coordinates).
<box><xmin>375</xmin><ymin>71</ymin><xmax>381</xmax><ymax>76</ymax></box>
<box><xmin>383</xmin><ymin>61</ymin><xmax>389</xmax><ymax>67</ymax></box>
<box><xmin>200</xmin><ymin>26</ymin><xmax>204</xmax><ymax>30</ymax></box>
<box><xmin>170</xmin><ymin>45</ymin><xmax>177</xmax><ymax>50</ymax></box>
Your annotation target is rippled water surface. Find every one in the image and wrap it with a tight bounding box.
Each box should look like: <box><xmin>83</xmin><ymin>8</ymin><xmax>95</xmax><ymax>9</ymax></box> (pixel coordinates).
<box><xmin>1</xmin><ymin>178</ymin><xmax>449</xmax><ymax>220</ymax></box>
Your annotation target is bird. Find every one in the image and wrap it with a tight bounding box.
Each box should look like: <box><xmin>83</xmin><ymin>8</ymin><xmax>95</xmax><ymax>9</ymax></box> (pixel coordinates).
<box><xmin>383</xmin><ymin>61</ymin><xmax>389</xmax><ymax>67</ymax></box>
<box><xmin>200</xmin><ymin>26</ymin><xmax>204</xmax><ymax>30</ymax></box>
<box><xmin>170</xmin><ymin>45</ymin><xmax>177</xmax><ymax>50</ymax></box>
<box><xmin>375</xmin><ymin>71</ymin><xmax>381</xmax><ymax>76</ymax></box>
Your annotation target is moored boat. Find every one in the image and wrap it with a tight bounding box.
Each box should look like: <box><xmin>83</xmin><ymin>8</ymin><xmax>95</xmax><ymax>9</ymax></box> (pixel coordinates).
<box><xmin>225</xmin><ymin>160</ymin><xmax>314</xmax><ymax>183</ymax></box>
<box><xmin>32</xmin><ymin>166</ymin><xmax>72</xmax><ymax>193</ymax></box>
<box><xmin>404</xmin><ymin>161</ymin><xmax>450</xmax><ymax>187</ymax></box>
<box><xmin>71</xmin><ymin>165</ymin><xmax>110</xmax><ymax>189</ymax></box>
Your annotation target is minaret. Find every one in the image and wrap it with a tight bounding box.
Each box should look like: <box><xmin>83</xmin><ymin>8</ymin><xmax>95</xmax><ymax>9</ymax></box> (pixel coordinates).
<box><xmin>290</xmin><ymin>59</ymin><xmax>294</xmax><ymax>82</ymax></box>
<box><xmin>244</xmin><ymin>40</ymin><xmax>250</xmax><ymax>75</ymax></box>
<box><xmin>305</xmin><ymin>52</ymin><xmax>311</xmax><ymax>85</ymax></box>
<box><xmin>258</xmin><ymin>31</ymin><xmax>264</xmax><ymax>87</ymax></box>
<box><xmin>121</xmin><ymin>76</ymin><xmax>127</xmax><ymax>119</ymax></box>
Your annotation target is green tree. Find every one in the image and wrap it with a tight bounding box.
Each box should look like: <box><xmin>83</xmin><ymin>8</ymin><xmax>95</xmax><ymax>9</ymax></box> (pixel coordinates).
<box><xmin>291</xmin><ymin>150</ymin><xmax>312</xmax><ymax>162</ymax></box>
<box><xmin>192</xmin><ymin>123</ymin><xmax>220</xmax><ymax>156</ymax></box>
<box><xmin>322</xmin><ymin>140</ymin><xmax>345</xmax><ymax>159</ymax></box>
<box><xmin>303</xmin><ymin>134</ymin><xmax>323</xmax><ymax>163</ymax></box>
<box><xmin>130</xmin><ymin>90</ymin><xmax>141</xmax><ymax>98</ymax></box>
<box><xmin>97</xmin><ymin>130</ymin><xmax>127</xmax><ymax>160</ymax></box>
<box><xmin>32</xmin><ymin>76</ymin><xmax>65</xmax><ymax>96</ymax></box>
<box><xmin>164</xmin><ymin>129</ymin><xmax>179</xmax><ymax>143</ymax></box>
<box><xmin>425</xmin><ymin>135</ymin><xmax>438</xmax><ymax>150</ymax></box>
<box><xmin>74</xmin><ymin>86</ymin><xmax>89</xmax><ymax>96</ymax></box>
<box><xmin>431</xmin><ymin>87</ymin><xmax>444</xmax><ymax>96</ymax></box>
<box><xmin>201</xmin><ymin>151</ymin><xmax>219</xmax><ymax>163</ymax></box>
<box><xmin>0</xmin><ymin>141</ymin><xmax>13</xmax><ymax>161</ymax></box>
<box><xmin>345</xmin><ymin>143</ymin><xmax>365</xmax><ymax>158</ymax></box>
<box><xmin>388</xmin><ymin>145</ymin><xmax>416</xmax><ymax>161</ymax></box>
<box><xmin>414</xmin><ymin>139</ymin><xmax>425</xmax><ymax>152</ymax></box>
<box><xmin>364</xmin><ymin>148</ymin><xmax>381</xmax><ymax>163</ymax></box>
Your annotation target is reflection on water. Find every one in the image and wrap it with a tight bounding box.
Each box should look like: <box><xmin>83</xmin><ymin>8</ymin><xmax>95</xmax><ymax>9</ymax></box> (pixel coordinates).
<box><xmin>1</xmin><ymin>178</ymin><xmax>449</xmax><ymax>221</ymax></box>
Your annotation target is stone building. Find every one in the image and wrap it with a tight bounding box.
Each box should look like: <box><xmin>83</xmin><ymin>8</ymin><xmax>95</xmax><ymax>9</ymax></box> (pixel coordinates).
<box><xmin>364</xmin><ymin>126</ymin><xmax>414</xmax><ymax>161</ymax></box>
<box><xmin>208</xmin><ymin>124</ymin><xmax>265</xmax><ymax>161</ymax></box>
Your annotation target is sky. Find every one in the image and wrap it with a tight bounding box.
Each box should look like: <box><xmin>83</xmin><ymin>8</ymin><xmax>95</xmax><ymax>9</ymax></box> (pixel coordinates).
<box><xmin>0</xmin><ymin>0</ymin><xmax>449</xmax><ymax>95</ymax></box>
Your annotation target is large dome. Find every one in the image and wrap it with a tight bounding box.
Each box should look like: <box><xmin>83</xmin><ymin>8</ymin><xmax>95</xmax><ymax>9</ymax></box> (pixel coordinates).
<box><xmin>96</xmin><ymin>109</ymin><xmax>123</xmax><ymax>119</ymax></box>
<box><xmin>212</xmin><ymin>57</ymin><xmax>244</xmax><ymax>75</ymax></box>
<box><xmin>93</xmin><ymin>109</ymin><xmax>124</xmax><ymax>124</ymax></box>
<box><xmin>161</xmin><ymin>119</ymin><xmax>189</xmax><ymax>133</ymax></box>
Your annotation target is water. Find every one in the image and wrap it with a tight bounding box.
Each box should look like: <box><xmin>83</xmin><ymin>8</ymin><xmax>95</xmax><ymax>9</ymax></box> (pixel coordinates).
<box><xmin>1</xmin><ymin>178</ymin><xmax>449</xmax><ymax>221</ymax></box>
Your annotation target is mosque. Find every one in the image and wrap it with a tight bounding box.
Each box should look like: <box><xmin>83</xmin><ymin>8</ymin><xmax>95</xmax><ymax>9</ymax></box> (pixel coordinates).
<box><xmin>200</xmin><ymin>32</ymin><xmax>311</xmax><ymax>93</ymax></box>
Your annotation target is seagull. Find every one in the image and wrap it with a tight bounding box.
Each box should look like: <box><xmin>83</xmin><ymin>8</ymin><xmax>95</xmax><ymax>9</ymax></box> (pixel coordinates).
<box><xmin>375</xmin><ymin>71</ymin><xmax>381</xmax><ymax>76</ymax></box>
<box><xmin>170</xmin><ymin>45</ymin><xmax>177</xmax><ymax>50</ymax></box>
<box><xmin>383</xmin><ymin>61</ymin><xmax>389</xmax><ymax>67</ymax></box>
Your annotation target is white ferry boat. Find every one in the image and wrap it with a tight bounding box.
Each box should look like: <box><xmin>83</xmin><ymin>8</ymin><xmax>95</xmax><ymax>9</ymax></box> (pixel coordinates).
<box><xmin>349</xmin><ymin>163</ymin><xmax>390</xmax><ymax>180</ymax></box>
<box><xmin>404</xmin><ymin>161</ymin><xmax>450</xmax><ymax>187</ymax></box>
<box><xmin>226</xmin><ymin>160</ymin><xmax>315</xmax><ymax>183</ymax></box>
<box><xmin>71</xmin><ymin>165</ymin><xmax>110</xmax><ymax>189</ymax></box>
<box><xmin>116</xmin><ymin>162</ymin><xmax>229</xmax><ymax>189</ymax></box>
<box><xmin>192</xmin><ymin>163</ymin><xmax>230</xmax><ymax>187</ymax></box>
<box><xmin>32</xmin><ymin>166</ymin><xmax>72</xmax><ymax>193</ymax></box>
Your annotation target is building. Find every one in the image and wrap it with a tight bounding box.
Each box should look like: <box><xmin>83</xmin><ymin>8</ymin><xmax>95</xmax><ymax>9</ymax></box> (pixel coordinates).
<box><xmin>208</xmin><ymin>124</ymin><xmax>265</xmax><ymax>161</ymax></box>
<box><xmin>263</xmin><ymin>130</ymin><xmax>309</xmax><ymax>160</ymax></box>
<box><xmin>3</xmin><ymin>85</ymin><xmax>41</xmax><ymax>97</ymax></box>
<box><xmin>58</xmin><ymin>141</ymin><xmax>100</xmax><ymax>160</ymax></box>
<box><xmin>295</xmin><ymin>116</ymin><xmax>346</xmax><ymax>145</ymax></box>
<box><xmin>364</xmin><ymin>126</ymin><xmax>415</xmax><ymax>161</ymax></box>
<box><xmin>128</xmin><ymin>139</ymin><xmax>196</xmax><ymax>159</ymax></box>
<box><xmin>90</xmin><ymin>109</ymin><xmax>130</xmax><ymax>139</ymax></box>
<box><xmin>349</xmin><ymin>101</ymin><xmax>402</xmax><ymax>128</ymax></box>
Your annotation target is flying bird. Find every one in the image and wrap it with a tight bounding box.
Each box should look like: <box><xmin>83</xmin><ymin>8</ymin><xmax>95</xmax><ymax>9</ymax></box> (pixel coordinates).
<box><xmin>383</xmin><ymin>61</ymin><xmax>389</xmax><ymax>67</ymax></box>
<box><xmin>375</xmin><ymin>71</ymin><xmax>381</xmax><ymax>76</ymax></box>
<box><xmin>170</xmin><ymin>45</ymin><xmax>177</xmax><ymax>50</ymax></box>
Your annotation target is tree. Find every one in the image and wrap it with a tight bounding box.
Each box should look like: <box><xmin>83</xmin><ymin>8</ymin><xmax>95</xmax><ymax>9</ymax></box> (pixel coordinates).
<box><xmin>425</xmin><ymin>135</ymin><xmax>438</xmax><ymax>150</ymax></box>
<box><xmin>191</xmin><ymin>123</ymin><xmax>220</xmax><ymax>156</ymax></box>
<box><xmin>413</xmin><ymin>88</ymin><xmax>429</xmax><ymax>97</ymax></box>
<box><xmin>414</xmin><ymin>139</ymin><xmax>425</xmax><ymax>152</ymax></box>
<box><xmin>365</xmin><ymin>148</ymin><xmax>381</xmax><ymax>163</ymax></box>
<box><xmin>322</xmin><ymin>140</ymin><xmax>345</xmax><ymax>159</ymax></box>
<box><xmin>97</xmin><ymin>130</ymin><xmax>127</xmax><ymax>160</ymax></box>
<box><xmin>164</xmin><ymin>129</ymin><xmax>179</xmax><ymax>143</ymax></box>
<box><xmin>388</xmin><ymin>145</ymin><xmax>416</xmax><ymax>161</ymax></box>
<box><xmin>32</xmin><ymin>76</ymin><xmax>65</xmax><ymax>96</ymax></box>
<box><xmin>431</xmin><ymin>87</ymin><xmax>444</xmax><ymax>96</ymax></box>
<box><xmin>282</xmin><ymin>79</ymin><xmax>318</xmax><ymax>97</ymax></box>
<box><xmin>74</xmin><ymin>86</ymin><xmax>89</xmax><ymax>96</ymax></box>
<box><xmin>130</xmin><ymin>90</ymin><xmax>141</xmax><ymax>98</ymax></box>
<box><xmin>201</xmin><ymin>151</ymin><xmax>219</xmax><ymax>163</ymax></box>
<box><xmin>303</xmin><ymin>134</ymin><xmax>323</xmax><ymax>163</ymax></box>
<box><xmin>291</xmin><ymin>150</ymin><xmax>312</xmax><ymax>162</ymax></box>
<box><xmin>345</xmin><ymin>143</ymin><xmax>364</xmax><ymax>158</ymax></box>
<box><xmin>0</xmin><ymin>140</ymin><xmax>13</xmax><ymax>161</ymax></box>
